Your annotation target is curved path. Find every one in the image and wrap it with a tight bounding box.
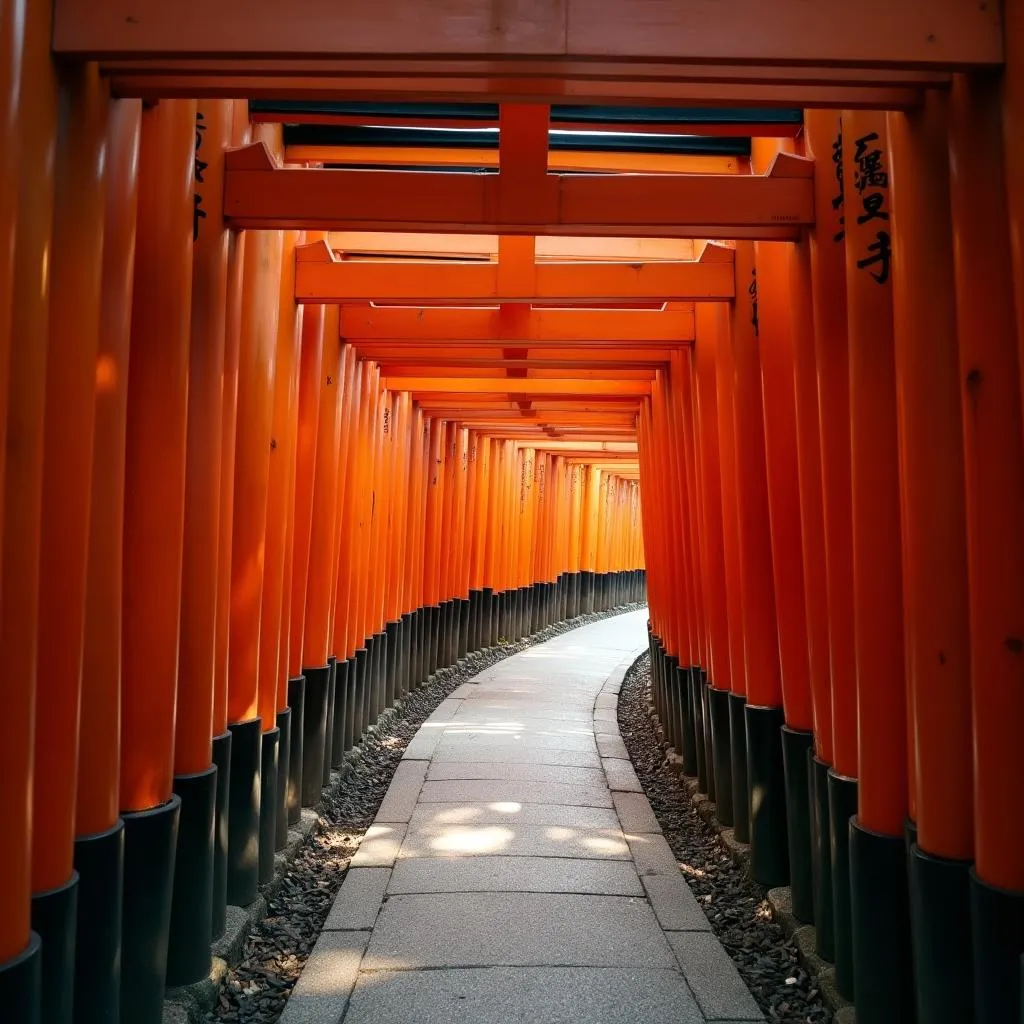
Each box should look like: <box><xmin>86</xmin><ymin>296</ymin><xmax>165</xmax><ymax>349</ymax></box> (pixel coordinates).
<box><xmin>280</xmin><ymin>610</ymin><xmax>764</xmax><ymax>1024</ymax></box>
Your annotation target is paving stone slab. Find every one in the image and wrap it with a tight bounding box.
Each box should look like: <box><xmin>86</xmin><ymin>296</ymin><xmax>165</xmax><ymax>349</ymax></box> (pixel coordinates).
<box><xmin>612</xmin><ymin>791</ymin><xmax>662</xmax><ymax>835</ymax></box>
<box><xmin>603</xmin><ymin>757</ymin><xmax>643</xmax><ymax>793</ymax></box>
<box><xmin>350</xmin><ymin>824</ymin><xmax>408</xmax><ymax>868</ymax></box>
<box><xmin>626</xmin><ymin>832</ymin><xmax>682</xmax><ymax>877</ymax></box>
<box><xmin>667</xmin><ymin>931</ymin><xmax>765</xmax><ymax>1021</ymax></box>
<box><xmin>323</xmin><ymin>868</ymin><xmax>391</xmax><ymax>931</ymax></box>
<box><xmin>641</xmin><ymin>874</ymin><xmax>712</xmax><ymax>932</ymax></box>
<box><xmin>362</xmin><ymin>892</ymin><xmax>676</xmax><ymax>970</ymax></box>
<box><xmin>446</xmin><ymin>715</ymin><xmax>596</xmax><ymax>735</ymax></box>
<box><xmin>426</xmin><ymin>761</ymin><xmax>606</xmax><ymax>786</ymax></box>
<box><xmin>433</xmin><ymin>731</ymin><xmax>598</xmax><ymax>752</ymax></box>
<box><xmin>278</xmin><ymin>931</ymin><xmax>369</xmax><ymax>1024</ymax></box>
<box><xmin>424</xmin><ymin>698</ymin><xmax>464</xmax><ymax>724</ymax></box>
<box><xmin>407</xmin><ymin>802</ymin><xmax>621</xmax><ymax>831</ymax></box>
<box><xmin>398</xmin><ymin>823</ymin><xmax>629</xmax><ymax>861</ymax></box>
<box><xmin>428</xmin><ymin>745</ymin><xmax>602</xmax><ymax>768</ymax></box>
<box><xmin>593</xmin><ymin>707</ymin><xmax>618</xmax><ymax>723</ymax></box>
<box><xmin>401</xmin><ymin>728</ymin><xmax>443</xmax><ymax>761</ymax></box>
<box><xmin>387</xmin><ymin>856</ymin><xmax>644</xmax><ymax>896</ymax></box>
<box><xmin>594</xmin><ymin>692</ymin><xmax>619</xmax><ymax>709</ymax></box>
<box><xmin>418</xmin><ymin>779</ymin><xmax>612</xmax><ymax>808</ymax></box>
<box><xmin>446</xmin><ymin>706</ymin><xmax>595</xmax><ymax>723</ymax></box>
<box><xmin>343</xmin><ymin>967</ymin><xmax>704</xmax><ymax>1024</ymax></box>
<box><xmin>374</xmin><ymin>761</ymin><xmax>427</xmax><ymax>824</ymax></box>
<box><xmin>596</xmin><ymin>733</ymin><xmax>629</xmax><ymax>759</ymax></box>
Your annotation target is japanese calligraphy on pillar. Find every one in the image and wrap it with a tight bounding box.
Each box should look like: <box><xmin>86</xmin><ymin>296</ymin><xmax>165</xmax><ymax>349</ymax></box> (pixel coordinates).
<box><xmin>193</xmin><ymin>111</ymin><xmax>207</xmax><ymax>241</ymax></box>
<box><xmin>832</xmin><ymin>125</ymin><xmax>845</xmax><ymax>243</ymax></box>
<box><xmin>852</xmin><ymin>131</ymin><xmax>892</xmax><ymax>285</ymax></box>
<box><xmin>748</xmin><ymin>268</ymin><xmax>759</xmax><ymax>337</ymax></box>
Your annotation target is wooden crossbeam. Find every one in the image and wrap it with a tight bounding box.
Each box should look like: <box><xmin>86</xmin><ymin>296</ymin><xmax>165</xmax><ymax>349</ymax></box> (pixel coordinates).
<box><xmin>225</xmin><ymin>142</ymin><xmax>813</xmax><ymax>238</ymax></box>
<box><xmin>339</xmin><ymin>304</ymin><xmax>695</xmax><ymax>343</ymax></box>
<box><xmin>296</xmin><ymin>245</ymin><xmax>735</xmax><ymax>303</ymax></box>
<box><xmin>390</xmin><ymin>377</ymin><xmax>651</xmax><ymax>395</ymax></box>
<box><xmin>55</xmin><ymin>0</ymin><xmax>1000</xmax><ymax>68</ymax></box>
<box><xmin>353</xmin><ymin>345</ymin><xmax>672</xmax><ymax>367</ymax></box>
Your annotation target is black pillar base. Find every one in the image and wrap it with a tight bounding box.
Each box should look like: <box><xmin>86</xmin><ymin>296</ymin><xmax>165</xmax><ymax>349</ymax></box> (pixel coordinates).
<box><xmin>970</xmin><ymin>868</ymin><xmax>1024</xmax><ymax>1024</ymax></box>
<box><xmin>691</xmin><ymin>669</ymin><xmax>708</xmax><ymax>790</ymax></box>
<box><xmin>827</xmin><ymin>769</ymin><xmax>858</xmax><ymax>999</ymax></box>
<box><xmin>211</xmin><ymin>730</ymin><xmax>231</xmax><ymax>938</ymax></box>
<box><xmin>701</xmin><ymin>673</ymin><xmax>715</xmax><ymax>800</ymax></box>
<box><xmin>371</xmin><ymin>630</ymin><xmax>387</xmax><ymax>722</ymax></box>
<box><xmin>32</xmin><ymin>872</ymin><xmax>78</xmax><ymax>1024</ymax></box>
<box><xmin>480</xmin><ymin>588</ymin><xmax>494</xmax><ymax>648</ymax></box>
<box><xmin>425</xmin><ymin>606</ymin><xmax>439</xmax><ymax>674</ymax></box>
<box><xmin>781</xmin><ymin>726</ymin><xmax>814</xmax><ymax>923</ymax></box>
<box><xmin>384</xmin><ymin>621</ymin><xmax>400</xmax><ymax>708</ymax></box>
<box><xmin>332</xmin><ymin>660</ymin><xmax>350</xmax><ymax>765</ymax></box>
<box><xmin>167</xmin><ymin>765</ymin><xmax>216</xmax><ymax>986</ymax></box>
<box><xmin>323</xmin><ymin>657</ymin><xmax>336</xmax><ymax>785</ymax></box>
<box><xmin>352</xmin><ymin>647</ymin><xmax>368</xmax><ymax>740</ymax></box>
<box><xmin>745</xmin><ymin>704</ymin><xmax>789</xmax><ymax>888</ymax></box>
<box><xmin>468</xmin><ymin>590</ymin><xmax>482</xmax><ymax>652</ymax></box>
<box><xmin>680</xmin><ymin>667</ymin><xmax>698</xmax><ymax>776</ymax></box>
<box><xmin>908</xmin><ymin>843</ymin><xmax>973</xmax><ymax>1024</ymax></box>
<box><xmin>728</xmin><ymin>692</ymin><xmax>750</xmax><ymax>843</ymax></box>
<box><xmin>73</xmin><ymin>820</ymin><xmax>123</xmax><ymax>1024</ymax></box>
<box><xmin>227</xmin><ymin>718</ymin><xmax>261</xmax><ymax>906</ymax></box>
<box><xmin>0</xmin><ymin>934</ymin><xmax>41</xmax><ymax>1024</ymax></box>
<box><xmin>709</xmin><ymin>687</ymin><xmax>733</xmax><ymax>827</ymax></box>
<box><xmin>401</xmin><ymin>612</ymin><xmax>414</xmax><ymax>696</ymax></box>
<box><xmin>850</xmin><ymin>819</ymin><xmax>915</xmax><ymax>1023</ymax></box>
<box><xmin>121</xmin><ymin>795</ymin><xmax>181</xmax><ymax>1024</ymax></box>
<box><xmin>259</xmin><ymin>728</ymin><xmax>279</xmax><ymax>885</ymax></box>
<box><xmin>285</xmin><ymin>677</ymin><xmax>304</xmax><ymax>827</ymax></box>
<box><xmin>458</xmin><ymin>597</ymin><xmax>471</xmax><ymax>659</ymax></box>
<box><xmin>809</xmin><ymin>754</ymin><xmax>835</xmax><ymax>962</ymax></box>
<box><xmin>392</xmin><ymin>618</ymin><xmax>406</xmax><ymax>702</ymax></box>
<box><xmin>275</xmin><ymin>707</ymin><xmax>291</xmax><ymax>850</ymax></box>
<box><xmin>300</xmin><ymin>665</ymin><xmax>330</xmax><ymax>807</ymax></box>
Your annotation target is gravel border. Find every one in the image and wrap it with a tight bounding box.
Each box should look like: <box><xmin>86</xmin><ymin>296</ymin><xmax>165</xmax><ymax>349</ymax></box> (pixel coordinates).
<box><xmin>205</xmin><ymin>601</ymin><xmax>648</xmax><ymax>1024</ymax></box>
<box><xmin>617</xmin><ymin>651</ymin><xmax>834</xmax><ymax>1024</ymax></box>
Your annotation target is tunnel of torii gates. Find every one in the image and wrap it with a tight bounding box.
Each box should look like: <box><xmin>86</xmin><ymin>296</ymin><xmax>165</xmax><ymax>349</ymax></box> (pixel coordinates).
<box><xmin>3</xmin><ymin>2</ymin><xmax>1024</xmax><ymax>1024</ymax></box>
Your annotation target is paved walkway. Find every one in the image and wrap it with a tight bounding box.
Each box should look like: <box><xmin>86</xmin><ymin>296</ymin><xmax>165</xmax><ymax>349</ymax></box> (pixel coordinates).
<box><xmin>280</xmin><ymin>610</ymin><xmax>764</xmax><ymax>1024</ymax></box>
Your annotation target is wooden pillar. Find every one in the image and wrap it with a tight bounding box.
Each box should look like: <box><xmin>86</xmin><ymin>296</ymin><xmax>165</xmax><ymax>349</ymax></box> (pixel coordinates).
<box><xmin>75</xmin><ymin>96</ymin><xmax>141</xmax><ymax>1023</ymax></box>
<box><xmin>948</xmin><ymin>71</ymin><xmax>1024</xmax><ymax>1024</ymax></box>
<box><xmin>120</xmin><ymin>97</ymin><xmax>195</xmax><ymax>1024</ymax></box>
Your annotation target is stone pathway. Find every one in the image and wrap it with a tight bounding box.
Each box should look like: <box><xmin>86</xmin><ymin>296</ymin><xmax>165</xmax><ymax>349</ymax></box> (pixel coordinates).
<box><xmin>279</xmin><ymin>610</ymin><xmax>764</xmax><ymax>1024</ymax></box>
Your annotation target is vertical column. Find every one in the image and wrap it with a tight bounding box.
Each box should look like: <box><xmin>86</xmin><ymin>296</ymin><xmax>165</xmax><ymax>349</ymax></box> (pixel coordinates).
<box><xmin>32</xmin><ymin>56</ymin><xmax>108</xmax><ymax>1023</ymax></box>
<box><xmin>0</xmin><ymin>5</ymin><xmax>45</xmax><ymax>1007</ymax></box>
<box><xmin>841</xmin><ymin>111</ymin><xmax>912</xmax><ymax>1019</ymax></box>
<box><xmin>256</xmin><ymin>229</ymin><xmax>304</xmax><ymax>874</ymax></box>
<box><xmin>167</xmin><ymin>98</ymin><xmax>232</xmax><ymax>990</ymax></box>
<box><xmin>805</xmin><ymin>107</ymin><xmax>855</xmax><ymax>972</ymax></box>
<box><xmin>226</xmin><ymin>211</ymin><xmax>282</xmax><ymax>903</ymax></box>
<box><xmin>757</xmin><ymin>238</ymin><xmax>815</xmax><ymax>899</ymax></box>
<box><xmin>888</xmin><ymin>91</ymin><xmax>975</xmax><ymax>1024</ymax></box>
<box><xmin>948</xmin><ymin>72</ymin><xmax>1024</xmax><ymax>1024</ymax></box>
<box><xmin>284</xmin><ymin>298</ymin><xmax>324</xmax><ymax>821</ymax></box>
<box><xmin>75</xmin><ymin>97</ymin><xmax>141</xmax><ymax>1024</ymax></box>
<box><xmin>730</xmin><ymin>241</ymin><xmax>786</xmax><ymax>885</ymax></box>
<box><xmin>299</xmin><ymin>312</ymin><xmax>343</xmax><ymax>806</ymax></box>
<box><xmin>695</xmin><ymin>306</ymin><xmax>734</xmax><ymax>828</ymax></box>
<box><xmin>211</xmin><ymin>100</ymin><xmax>249</xmax><ymax>936</ymax></box>
<box><xmin>120</xmin><ymin>98</ymin><xmax>195</xmax><ymax>1024</ymax></box>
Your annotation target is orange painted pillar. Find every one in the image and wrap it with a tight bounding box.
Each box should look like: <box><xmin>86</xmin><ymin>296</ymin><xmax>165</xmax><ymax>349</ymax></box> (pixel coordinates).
<box><xmin>803</xmin><ymin>108</ymin><xmax>855</xmax><ymax>969</ymax></box>
<box><xmin>948</xmin><ymin>72</ymin><xmax>1024</xmax><ymax>1024</ymax></box>
<box><xmin>712</xmin><ymin>300</ymin><xmax>750</xmax><ymax>842</ymax></box>
<box><xmin>888</xmin><ymin>90</ymin><xmax>975</xmax><ymax>1021</ymax></box>
<box><xmin>226</xmin><ymin>207</ymin><xmax>283</xmax><ymax>905</ymax></box>
<box><xmin>283</xmin><ymin>296</ymin><xmax>323</xmax><ymax>821</ymax></box>
<box><xmin>298</xmin><ymin>310</ymin><xmax>343</xmax><ymax>805</ymax></box>
<box><xmin>121</xmin><ymin>97</ymin><xmax>195</xmax><ymax>1023</ymax></box>
<box><xmin>167</xmin><ymin>98</ymin><xmax>231</xmax><ymax>989</ymax></box>
<box><xmin>695</xmin><ymin>306</ymin><xmax>734</xmax><ymax>828</ymax></box>
<box><xmin>75</xmin><ymin>96</ymin><xmax>141</xmax><ymax>1021</ymax></box>
<box><xmin>256</xmin><ymin>228</ymin><xmax>304</xmax><ymax>871</ymax></box>
<box><xmin>0</xmin><ymin>0</ymin><xmax>50</xmax><ymax>994</ymax></box>
<box><xmin>28</xmin><ymin>54</ymin><xmax>107</xmax><ymax>1021</ymax></box>
<box><xmin>755</xmin><ymin>237</ymin><xmax>815</xmax><ymax>902</ymax></box>
<box><xmin>1001</xmin><ymin>6</ymin><xmax>1024</xmax><ymax>424</ymax></box>
<box><xmin>729</xmin><ymin>240</ymin><xmax>786</xmax><ymax>886</ymax></box>
<box><xmin>840</xmin><ymin>111</ymin><xmax>911</xmax><ymax>1015</ymax></box>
